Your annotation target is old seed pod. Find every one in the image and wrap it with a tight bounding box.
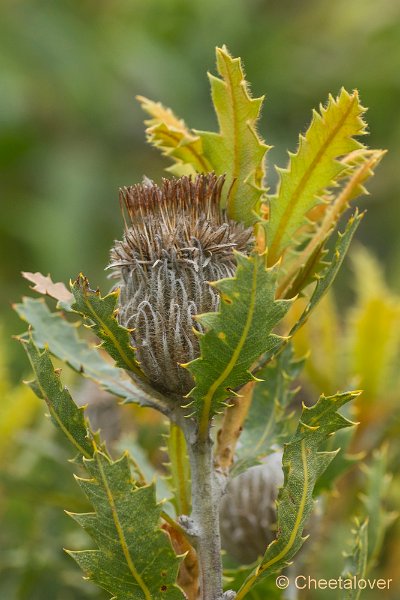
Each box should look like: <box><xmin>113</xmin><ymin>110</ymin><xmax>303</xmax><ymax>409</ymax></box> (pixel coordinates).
<box><xmin>219</xmin><ymin>451</ymin><xmax>284</xmax><ymax>564</ymax></box>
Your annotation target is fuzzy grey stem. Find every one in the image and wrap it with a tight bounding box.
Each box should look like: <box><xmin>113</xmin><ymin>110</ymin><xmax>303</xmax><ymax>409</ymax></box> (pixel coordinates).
<box><xmin>182</xmin><ymin>421</ymin><xmax>225</xmax><ymax>600</ymax></box>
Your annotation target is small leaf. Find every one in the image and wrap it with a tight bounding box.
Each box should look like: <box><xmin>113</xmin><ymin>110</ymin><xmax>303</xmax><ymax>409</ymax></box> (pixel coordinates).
<box><xmin>276</xmin><ymin>148</ymin><xmax>385</xmax><ymax>298</ymax></box>
<box><xmin>185</xmin><ymin>252</ymin><xmax>292</xmax><ymax>437</ymax></box>
<box><xmin>68</xmin><ymin>452</ymin><xmax>184</xmax><ymax>600</ymax></box>
<box><xmin>20</xmin><ymin>333</ymin><xmax>95</xmax><ymax>459</ymax></box>
<box><xmin>290</xmin><ymin>211</ymin><xmax>363</xmax><ymax>335</ymax></box>
<box><xmin>139</xmin><ymin>47</ymin><xmax>269</xmax><ymax>225</ymax></box>
<box><xmin>236</xmin><ymin>390</ymin><xmax>359</xmax><ymax>598</ymax></box>
<box><xmin>137</xmin><ymin>95</ymin><xmax>211</xmax><ymax>176</ymax></box>
<box><xmin>260</xmin><ymin>211</ymin><xmax>362</xmax><ymax>369</ymax></box>
<box><xmin>22</xmin><ymin>271</ymin><xmax>74</xmax><ymax>305</ymax></box>
<box><xmin>71</xmin><ymin>274</ymin><xmax>143</xmax><ymax>377</ymax></box>
<box><xmin>266</xmin><ymin>88</ymin><xmax>367</xmax><ymax>264</ymax></box>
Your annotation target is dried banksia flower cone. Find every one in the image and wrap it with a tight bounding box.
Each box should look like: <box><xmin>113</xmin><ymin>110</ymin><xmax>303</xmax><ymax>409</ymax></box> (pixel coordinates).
<box><xmin>109</xmin><ymin>174</ymin><xmax>252</xmax><ymax>396</ymax></box>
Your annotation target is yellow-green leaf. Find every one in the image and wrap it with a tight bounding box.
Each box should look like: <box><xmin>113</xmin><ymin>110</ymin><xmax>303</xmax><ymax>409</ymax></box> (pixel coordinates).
<box><xmin>137</xmin><ymin>95</ymin><xmax>211</xmax><ymax>176</ymax></box>
<box><xmin>236</xmin><ymin>391</ymin><xmax>359</xmax><ymax>599</ymax></box>
<box><xmin>197</xmin><ymin>46</ymin><xmax>269</xmax><ymax>224</ymax></box>
<box><xmin>267</xmin><ymin>88</ymin><xmax>367</xmax><ymax>265</ymax></box>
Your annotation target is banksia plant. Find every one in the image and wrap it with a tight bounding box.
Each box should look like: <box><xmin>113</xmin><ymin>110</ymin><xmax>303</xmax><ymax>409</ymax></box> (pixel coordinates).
<box><xmin>14</xmin><ymin>46</ymin><xmax>393</xmax><ymax>600</ymax></box>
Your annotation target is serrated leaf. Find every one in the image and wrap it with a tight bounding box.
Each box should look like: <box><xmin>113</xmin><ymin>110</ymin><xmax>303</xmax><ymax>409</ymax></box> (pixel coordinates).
<box><xmin>236</xmin><ymin>390</ymin><xmax>359</xmax><ymax>598</ymax></box>
<box><xmin>276</xmin><ymin>148</ymin><xmax>385</xmax><ymax>298</ymax></box>
<box><xmin>14</xmin><ymin>297</ymin><xmax>170</xmax><ymax>413</ymax></box>
<box><xmin>185</xmin><ymin>252</ymin><xmax>292</xmax><ymax>437</ymax></box>
<box><xmin>166</xmin><ymin>423</ymin><xmax>191</xmax><ymax>516</ymax></box>
<box><xmin>197</xmin><ymin>46</ymin><xmax>269</xmax><ymax>224</ymax></box>
<box><xmin>290</xmin><ymin>211</ymin><xmax>363</xmax><ymax>335</ymax></box>
<box><xmin>20</xmin><ymin>333</ymin><xmax>95</xmax><ymax>459</ymax></box>
<box><xmin>341</xmin><ymin>519</ymin><xmax>369</xmax><ymax>600</ymax></box>
<box><xmin>260</xmin><ymin>211</ymin><xmax>362</xmax><ymax>370</ymax></box>
<box><xmin>137</xmin><ymin>95</ymin><xmax>211</xmax><ymax>176</ymax></box>
<box><xmin>266</xmin><ymin>88</ymin><xmax>367</xmax><ymax>265</ymax></box>
<box><xmin>71</xmin><ymin>274</ymin><xmax>143</xmax><ymax>378</ymax></box>
<box><xmin>68</xmin><ymin>452</ymin><xmax>184</xmax><ymax>600</ymax></box>
<box><xmin>233</xmin><ymin>344</ymin><xmax>304</xmax><ymax>475</ymax></box>
<box><xmin>20</xmin><ymin>334</ymin><xmax>183</xmax><ymax>599</ymax></box>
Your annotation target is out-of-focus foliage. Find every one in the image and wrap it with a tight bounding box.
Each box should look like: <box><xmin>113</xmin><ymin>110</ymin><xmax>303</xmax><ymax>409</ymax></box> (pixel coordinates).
<box><xmin>291</xmin><ymin>245</ymin><xmax>400</xmax><ymax>438</ymax></box>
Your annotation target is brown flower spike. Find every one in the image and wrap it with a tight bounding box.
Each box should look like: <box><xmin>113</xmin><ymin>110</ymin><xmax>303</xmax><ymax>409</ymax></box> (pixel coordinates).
<box><xmin>109</xmin><ymin>173</ymin><xmax>252</xmax><ymax>396</ymax></box>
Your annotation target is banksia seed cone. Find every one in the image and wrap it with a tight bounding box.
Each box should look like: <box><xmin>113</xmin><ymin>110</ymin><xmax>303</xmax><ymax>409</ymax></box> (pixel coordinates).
<box><xmin>219</xmin><ymin>452</ymin><xmax>284</xmax><ymax>564</ymax></box>
<box><xmin>109</xmin><ymin>174</ymin><xmax>252</xmax><ymax>396</ymax></box>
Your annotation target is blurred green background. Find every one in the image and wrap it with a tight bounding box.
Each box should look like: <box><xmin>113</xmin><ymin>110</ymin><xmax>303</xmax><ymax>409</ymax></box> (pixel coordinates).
<box><xmin>1</xmin><ymin>0</ymin><xmax>399</xmax><ymax>598</ymax></box>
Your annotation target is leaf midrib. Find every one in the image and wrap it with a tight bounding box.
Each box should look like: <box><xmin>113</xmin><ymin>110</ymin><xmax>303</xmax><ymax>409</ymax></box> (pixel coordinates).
<box><xmin>96</xmin><ymin>454</ymin><xmax>152</xmax><ymax>600</ymax></box>
<box><xmin>198</xmin><ymin>258</ymin><xmax>258</xmax><ymax>438</ymax></box>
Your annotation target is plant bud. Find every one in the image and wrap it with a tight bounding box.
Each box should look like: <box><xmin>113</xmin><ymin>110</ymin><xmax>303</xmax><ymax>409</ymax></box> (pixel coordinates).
<box><xmin>109</xmin><ymin>174</ymin><xmax>252</xmax><ymax>396</ymax></box>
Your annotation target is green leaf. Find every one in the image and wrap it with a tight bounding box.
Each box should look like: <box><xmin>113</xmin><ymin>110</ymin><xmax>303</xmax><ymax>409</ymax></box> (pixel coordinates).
<box><xmin>236</xmin><ymin>390</ymin><xmax>359</xmax><ymax>599</ymax></box>
<box><xmin>20</xmin><ymin>334</ymin><xmax>95</xmax><ymax>459</ymax></box>
<box><xmin>71</xmin><ymin>274</ymin><xmax>143</xmax><ymax>378</ymax></box>
<box><xmin>276</xmin><ymin>148</ymin><xmax>385</xmax><ymax>299</ymax></box>
<box><xmin>185</xmin><ymin>252</ymin><xmax>292</xmax><ymax>437</ymax></box>
<box><xmin>233</xmin><ymin>344</ymin><xmax>304</xmax><ymax>476</ymax></box>
<box><xmin>266</xmin><ymin>88</ymin><xmax>367</xmax><ymax>264</ymax></box>
<box><xmin>290</xmin><ymin>211</ymin><xmax>363</xmax><ymax>335</ymax></box>
<box><xmin>260</xmin><ymin>211</ymin><xmax>362</xmax><ymax>369</ymax></box>
<box><xmin>137</xmin><ymin>95</ymin><xmax>211</xmax><ymax>176</ymax></box>
<box><xmin>341</xmin><ymin>519</ymin><xmax>369</xmax><ymax>600</ymax></box>
<box><xmin>197</xmin><ymin>46</ymin><xmax>269</xmax><ymax>224</ymax></box>
<box><xmin>224</xmin><ymin>565</ymin><xmax>283</xmax><ymax>600</ymax></box>
<box><xmin>68</xmin><ymin>452</ymin><xmax>184</xmax><ymax>600</ymax></box>
<box><xmin>14</xmin><ymin>297</ymin><xmax>170</xmax><ymax>413</ymax></box>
